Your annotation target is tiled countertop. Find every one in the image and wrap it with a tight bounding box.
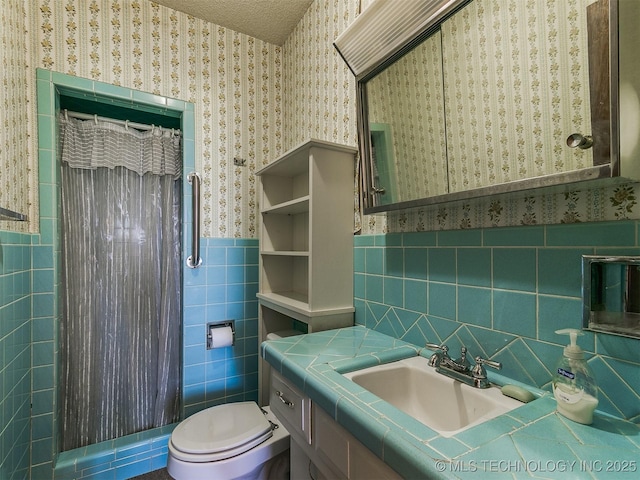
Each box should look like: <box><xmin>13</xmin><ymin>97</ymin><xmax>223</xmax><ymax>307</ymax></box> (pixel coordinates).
<box><xmin>261</xmin><ymin>326</ymin><xmax>640</xmax><ymax>479</ymax></box>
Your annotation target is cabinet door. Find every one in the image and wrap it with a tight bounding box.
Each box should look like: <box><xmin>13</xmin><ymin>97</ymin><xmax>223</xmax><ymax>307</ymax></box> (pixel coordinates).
<box><xmin>313</xmin><ymin>404</ymin><xmax>401</xmax><ymax>480</ymax></box>
<box><xmin>314</xmin><ymin>405</ymin><xmax>349</xmax><ymax>479</ymax></box>
<box><xmin>349</xmin><ymin>439</ymin><xmax>401</xmax><ymax>480</ymax></box>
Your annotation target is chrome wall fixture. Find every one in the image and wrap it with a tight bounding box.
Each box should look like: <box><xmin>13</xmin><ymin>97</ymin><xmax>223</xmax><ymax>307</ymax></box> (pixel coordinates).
<box><xmin>186</xmin><ymin>171</ymin><xmax>202</xmax><ymax>269</ymax></box>
<box><xmin>0</xmin><ymin>206</ymin><xmax>27</xmax><ymax>221</ymax></box>
<box><xmin>582</xmin><ymin>255</ymin><xmax>640</xmax><ymax>339</ymax></box>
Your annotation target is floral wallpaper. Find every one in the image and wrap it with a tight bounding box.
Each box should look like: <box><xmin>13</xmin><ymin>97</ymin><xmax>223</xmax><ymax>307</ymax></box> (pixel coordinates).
<box><xmin>0</xmin><ymin>0</ymin><xmax>32</xmax><ymax>233</ymax></box>
<box><xmin>0</xmin><ymin>0</ymin><xmax>638</xmax><ymax>237</ymax></box>
<box><xmin>383</xmin><ymin>182</ymin><xmax>638</xmax><ymax>233</ymax></box>
<box><xmin>281</xmin><ymin>0</ymin><xmax>359</xmax><ymax>150</ymax></box>
<box><xmin>24</xmin><ymin>0</ymin><xmax>283</xmax><ymax>238</ymax></box>
<box><xmin>281</xmin><ymin>0</ymin><xmax>361</xmax><ymax>231</ymax></box>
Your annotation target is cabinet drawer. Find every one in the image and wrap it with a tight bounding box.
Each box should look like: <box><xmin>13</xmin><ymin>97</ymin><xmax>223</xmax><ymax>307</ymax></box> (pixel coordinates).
<box><xmin>270</xmin><ymin>370</ymin><xmax>312</xmax><ymax>444</ymax></box>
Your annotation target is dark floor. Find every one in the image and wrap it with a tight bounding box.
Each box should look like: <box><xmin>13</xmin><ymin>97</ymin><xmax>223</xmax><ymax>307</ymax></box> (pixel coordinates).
<box><xmin>130</xmin><ymin>468</ymin><xmax>173</xmax><ymax>480</ymax></box>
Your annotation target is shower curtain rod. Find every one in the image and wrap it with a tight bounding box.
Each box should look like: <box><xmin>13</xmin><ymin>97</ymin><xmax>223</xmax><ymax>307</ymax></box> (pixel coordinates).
<box><xmin>63</xmin><ymin>109</ymin><xmax>181</xmax><ymax>135</ymax></box>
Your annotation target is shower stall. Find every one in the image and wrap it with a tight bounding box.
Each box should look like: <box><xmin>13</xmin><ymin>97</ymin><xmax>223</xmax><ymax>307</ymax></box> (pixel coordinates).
<box><xmin>33</xmin><ymin>70</ymin><xmax>200</xmax><ymax>478</ymax></box>
<box><xmin>57</xmin><ymin>108</ymin><xmax>183</xmax><ymax>450</ymax></box>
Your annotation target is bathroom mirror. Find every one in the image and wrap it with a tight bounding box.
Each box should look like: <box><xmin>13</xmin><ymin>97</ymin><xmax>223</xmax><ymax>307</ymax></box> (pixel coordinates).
<box><xmin>366</xmin><ymin>31</ymin><xmax>448</xmax><ymax>205</ymax></box>
<box><xmin>355</xmin><ymin>0</ymin><xmax>635</xmax><ymax>214</ymax></box>
<box><xmin>583</xmin><ymin>255</ymin><xmax>640</xmax><ymax>339</ymax></box>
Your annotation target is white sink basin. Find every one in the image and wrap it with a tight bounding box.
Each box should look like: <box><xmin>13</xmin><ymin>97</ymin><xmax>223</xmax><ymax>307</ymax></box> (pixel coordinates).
<box><xmin>343</xmin><ymin>356</ymin><xmax>524</xmax><ymax>438</ymax></box>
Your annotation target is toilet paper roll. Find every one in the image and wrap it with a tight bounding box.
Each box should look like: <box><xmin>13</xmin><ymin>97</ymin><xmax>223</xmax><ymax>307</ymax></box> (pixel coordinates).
<box><xmin>209</xmin><ymin>325</ymin><xmax>234</xmax><ymax>348</ymax></box>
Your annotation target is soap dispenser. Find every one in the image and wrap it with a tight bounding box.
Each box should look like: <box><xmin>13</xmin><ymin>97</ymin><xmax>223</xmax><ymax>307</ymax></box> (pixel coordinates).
<box><xmin>552</xmin><ymin>329</ymin><xmax>599</xmax><ymax>425</ymax></box>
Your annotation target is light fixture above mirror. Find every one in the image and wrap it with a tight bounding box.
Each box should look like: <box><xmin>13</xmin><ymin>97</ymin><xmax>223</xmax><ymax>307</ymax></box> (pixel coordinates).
<box><xmin>333</xmin><ymin>0</ymin><xmax>467</xmax><ymax>78</ymax></box>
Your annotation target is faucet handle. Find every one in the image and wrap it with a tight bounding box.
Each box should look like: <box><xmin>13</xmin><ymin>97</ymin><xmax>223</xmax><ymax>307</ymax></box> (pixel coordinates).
<box><xmin>476</xmin><ymin>356</ymin><xmax>501</xmax><ymax>370</ymax></box>
<box><xmin>472</xmin><ymin>356</ymin><xmax>501</xmax><ymax>379</ymax></box>
<box><xmin>425</xmin><ymin>343</ymin><xmax>449</xmax><ymax>367</ymax></box>
<box><xmin>455</xmin><ymin>346</ymin><xmax>472</xmax><ymax>370</ymax></box>
<box><xmin>425</xmin><ymin>343</ymin><xmax>449</xmax><ymax>357</ymax></box>
<box><xmin>471</xmin><ymin>356</ymin><xmax>501</xmax><ymax>388</ymax></box>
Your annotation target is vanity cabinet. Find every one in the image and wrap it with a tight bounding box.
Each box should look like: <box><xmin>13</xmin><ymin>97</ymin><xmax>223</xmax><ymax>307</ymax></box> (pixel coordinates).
<box><xmin>270</xmin><ymin>371</ymin><xmax>401</xmax><ymax>480</ymax></box>
<box><xmin>257</xmin><ymin>139</ymin><xmax>357</xmax><ymax>404</ymax></box>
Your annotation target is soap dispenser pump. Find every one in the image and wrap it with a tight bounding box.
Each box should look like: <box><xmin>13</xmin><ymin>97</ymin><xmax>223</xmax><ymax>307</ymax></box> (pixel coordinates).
<box><xmin>552</xmin><ymin>328</ymin><xmax>599</xmax><ymax>424</ymax></box>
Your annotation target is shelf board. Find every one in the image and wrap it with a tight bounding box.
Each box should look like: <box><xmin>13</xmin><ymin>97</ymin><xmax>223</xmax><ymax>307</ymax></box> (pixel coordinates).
<box><xmin>257</xmin><ymin>292</ymin><xmax>356</xmax><ymax>319</ymax></box>
<box><xmin>261</xmin><ymin>196</ymin><xmax>309</xmax><ymax>215</ymax></box>
<box><xmin>260</xmin><ymin>250</ymin><xmax>309</xmax><ymax>257</ymax></box>
<box><xmin>257</xmin><ymin>291</ymin><xmax>309</xmax><ymax>313</ymax></box>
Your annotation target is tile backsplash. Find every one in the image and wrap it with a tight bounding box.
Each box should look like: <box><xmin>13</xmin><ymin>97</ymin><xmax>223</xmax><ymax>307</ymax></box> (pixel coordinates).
<box><xmin>0</xmin><ymin>231</ymin><xmax>32</xmax><ymax>478</ymax></box>
<box><xmin>1</xmin><ymin>230</ymin><xmax>260</xmax><ymax>479</ymax></box>
<box><xmin>4</xmin><ymin>217</ymin><xmax>640</xmax><ymax>479</ymax></box>
<box><xmin>354</xmin><ymin>220</ymin><xmax>640</xmax><ymax>423</ymax></box>
<box><xmin>182</xmin><ymin>237</ymin><xmax>260</xmax><ymax>417</ymax></box>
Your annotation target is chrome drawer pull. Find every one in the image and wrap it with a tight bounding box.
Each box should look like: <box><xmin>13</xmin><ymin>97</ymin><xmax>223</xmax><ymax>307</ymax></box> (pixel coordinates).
<box><xmin>275</xmin><ymin>390</ymin><xmax>294</xmax><ymax>409</ymax></box>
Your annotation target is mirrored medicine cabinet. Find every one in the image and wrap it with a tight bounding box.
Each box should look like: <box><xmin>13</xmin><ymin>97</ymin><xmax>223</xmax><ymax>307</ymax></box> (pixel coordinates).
<box><xmin>583</xmin><ymin>255</ymin><xmax>640</xmax><ymax>339</ymax></box>
<box><xmin>344</xmin><ymin>0</ymin><xmax>640</xmax><ymax>214</ymax></box>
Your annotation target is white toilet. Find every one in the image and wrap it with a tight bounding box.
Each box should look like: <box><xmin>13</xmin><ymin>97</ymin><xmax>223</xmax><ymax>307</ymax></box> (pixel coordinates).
<box><xmin>167</xmin><ymin>401</ymin><xmax>290</xmax><ymax>479</ymax></box>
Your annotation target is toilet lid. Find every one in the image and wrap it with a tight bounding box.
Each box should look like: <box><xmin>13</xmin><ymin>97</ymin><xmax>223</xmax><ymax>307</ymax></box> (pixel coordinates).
<box><xmin>170</xmin><ymin>402</ymin><xmax>273</xmax><ymax>461</ymax></box>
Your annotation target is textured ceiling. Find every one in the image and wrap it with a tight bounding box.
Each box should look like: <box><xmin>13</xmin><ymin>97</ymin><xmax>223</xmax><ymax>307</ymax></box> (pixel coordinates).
<box><xmin>152</xmin><ymin>0</ymin><xmax>314</xmax><ymax>45</ymax></box>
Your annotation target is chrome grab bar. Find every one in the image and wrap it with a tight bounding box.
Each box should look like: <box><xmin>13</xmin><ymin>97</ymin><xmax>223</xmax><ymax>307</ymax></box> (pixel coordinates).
<box><xmin>186</xmin><ymin>172</ymin><xmax>202</xmax><ymax>269</ymax></box>
<box><xmin>0</xmin><ymin>206</ymin><xmax>27</xmax><ymax>221</ymax></box>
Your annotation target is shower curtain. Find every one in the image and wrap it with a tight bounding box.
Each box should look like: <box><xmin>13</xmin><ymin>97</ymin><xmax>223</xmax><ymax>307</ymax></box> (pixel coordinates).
<box><xmin>58</xmin><ymin>114</ymin><xmax>182</xmax><ymax>450</ymax></box>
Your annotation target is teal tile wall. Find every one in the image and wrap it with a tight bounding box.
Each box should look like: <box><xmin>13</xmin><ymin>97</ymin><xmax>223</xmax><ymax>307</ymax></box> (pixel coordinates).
<box><xmin>182</xmin><ymin>237</ymin><xmax>260</xmax><ymax>417</ymax></box>
<box><xmin>31</xmin><ymin>69</ymin><xmax>63</xmax><ymax>478</ymax></box>
<box><xmin>53</xmin><ymin>424</ymin><xmax>175</xmax><ymax>480</ymax></box>
<box><xmin>354</xmin><ymin>221</ymin><xmax>640</xmax><ymax>423</ymax></box>
<box><xmin>0</xmin><ymin>230</ymin><xmax>32</xmax><ymax>480</ymax></box>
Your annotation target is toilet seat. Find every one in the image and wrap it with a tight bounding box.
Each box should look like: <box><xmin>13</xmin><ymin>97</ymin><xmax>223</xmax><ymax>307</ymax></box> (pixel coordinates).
<box><xmin>169</xmin><ymin>402</ymin><xmax>273</xmax><ymax>463</ymax></box>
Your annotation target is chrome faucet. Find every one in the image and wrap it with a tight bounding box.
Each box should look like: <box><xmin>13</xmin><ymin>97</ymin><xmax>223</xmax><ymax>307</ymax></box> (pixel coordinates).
<box><xmin>425</xmin><ymin>343</ymin><xmax>501</xmax><ymax>388</ymax></box>
<box><xmin>443</xmin><ymin>345</ymin><xmax>472</xmax><ymax>372</ymax></box>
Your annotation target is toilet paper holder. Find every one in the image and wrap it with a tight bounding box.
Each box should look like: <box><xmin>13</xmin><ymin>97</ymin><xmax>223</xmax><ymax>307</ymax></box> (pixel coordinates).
<box><xmin>207</xmin><ymin>320</ymin><xmax>235</xmax><ymax>349</ymax></box>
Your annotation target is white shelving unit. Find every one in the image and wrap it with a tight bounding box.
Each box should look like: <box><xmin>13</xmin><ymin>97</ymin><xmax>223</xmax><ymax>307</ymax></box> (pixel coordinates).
<box><xmin>256</xmin><ymin>139</ymin><xmax>357</xmax><ymax>404</ymax></box>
